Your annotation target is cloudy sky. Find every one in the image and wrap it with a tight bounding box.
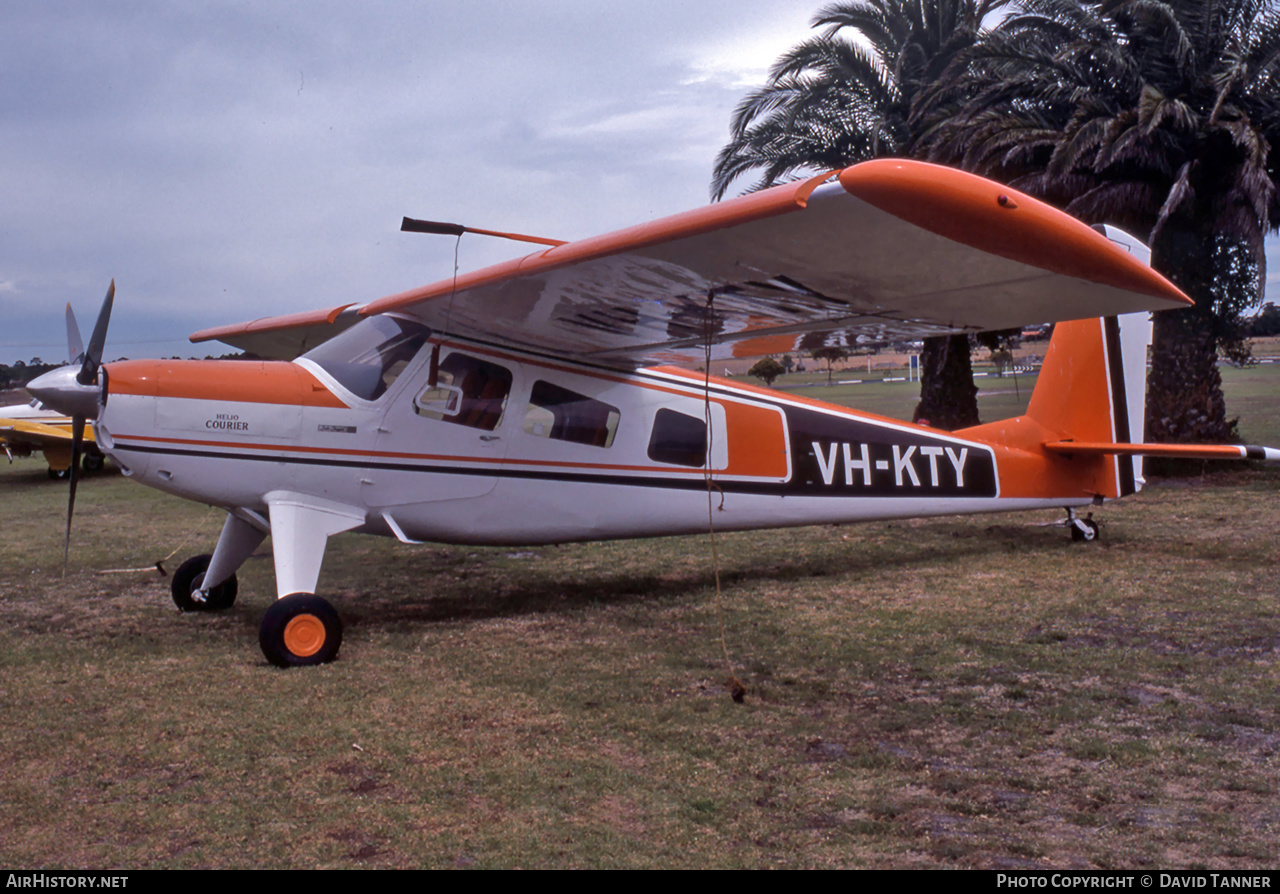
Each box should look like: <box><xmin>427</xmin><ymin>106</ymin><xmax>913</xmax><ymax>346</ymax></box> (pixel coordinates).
<box><xmin>3</xmin><ymin>2</ymin><xmax>1276</xmax><ymax>366</ymax></box>
<box><xmin>1</xmin><ymin>1</ymin><xmax>821</xmax><ymax>364</ymax></box>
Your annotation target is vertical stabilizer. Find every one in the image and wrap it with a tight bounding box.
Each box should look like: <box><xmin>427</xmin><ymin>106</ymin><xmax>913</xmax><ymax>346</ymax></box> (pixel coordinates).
<box><xmin>1025</xmin><ymin>307</ymin><xmax>1152</xmax><ymax>497</ymax></box>
<box><xmin>1022</xmin><ymin>228</ymin><xmax>1154</xmax><ymax>496</ymax></box>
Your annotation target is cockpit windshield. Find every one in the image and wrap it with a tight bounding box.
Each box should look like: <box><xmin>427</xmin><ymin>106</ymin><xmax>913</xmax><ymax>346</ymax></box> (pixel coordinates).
<box><xmin>301</xmin><ymin>316</ymin><xmax>431</xmax><ymax>401</ymax></box>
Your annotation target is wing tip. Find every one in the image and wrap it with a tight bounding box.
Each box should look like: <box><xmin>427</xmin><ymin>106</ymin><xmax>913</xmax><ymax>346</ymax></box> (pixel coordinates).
<box><xmin>838</xmin><ymin>159</ymin><xmax>1190</xmax><ymax>309</ymax></box>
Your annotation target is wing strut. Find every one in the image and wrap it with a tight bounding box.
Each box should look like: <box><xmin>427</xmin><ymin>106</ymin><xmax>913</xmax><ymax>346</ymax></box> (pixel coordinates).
<box><xmin>701</xmin><ymin>287</ymin><xmax>746</xmax><ymax>704</ymax></box>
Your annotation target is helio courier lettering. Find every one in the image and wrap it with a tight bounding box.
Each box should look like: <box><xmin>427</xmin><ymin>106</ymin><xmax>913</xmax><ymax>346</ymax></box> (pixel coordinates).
<box><xmin>205</xmin><ymin>413</ymin><xmax>249</xmax><ymax>432</ymax></box>
<box><xmin>811</xmin><ymin>441</ymin><xmax>969</xmax><ymax>488</ymax></box>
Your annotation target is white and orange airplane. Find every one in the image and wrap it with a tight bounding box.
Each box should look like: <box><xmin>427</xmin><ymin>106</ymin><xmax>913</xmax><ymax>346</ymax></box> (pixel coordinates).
<box><xmin>29</xmin><ymin>159</ymin><xmax>1279</xmax><ymax>668</ymax></box>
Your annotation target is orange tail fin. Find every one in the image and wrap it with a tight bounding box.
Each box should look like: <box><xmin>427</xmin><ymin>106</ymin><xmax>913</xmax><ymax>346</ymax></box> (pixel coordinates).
<box><xmin>1027</xmin><ymin>313</ymin><xmax>1150</xmax><ymax>497</ymax></box>
<box><xmin>958</xmin><ymin>309</ymin><xmax>1151</xmax><ymax>502</ymax></box>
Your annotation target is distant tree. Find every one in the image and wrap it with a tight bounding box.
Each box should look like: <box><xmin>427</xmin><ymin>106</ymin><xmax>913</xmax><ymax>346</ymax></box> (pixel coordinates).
<box><xmin>977</xmin><ymin>331</ymin><xmax>1017</xmax><ymax>377</ymax></box>
<box><xmin>780</xmin><ymin>354</ymin><xmax>795</xmax><ymax>373</ymax></box>
<box><xmin>748</xmin><ymin>357</ymin><xmax>786</xmax><ymax>387</ymax></box>
<box><xmin>811</xmin><ymin>345</ymin><xmax>848</xmax><ymax>385</ymax></box>
<box><xmin>1246</xmin><ymin>303</ymin><xmax>1280</xmax><ymax>337</ymax></box>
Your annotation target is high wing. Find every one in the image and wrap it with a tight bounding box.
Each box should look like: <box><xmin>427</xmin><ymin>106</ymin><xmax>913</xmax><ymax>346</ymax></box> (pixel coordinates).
<box><xmin>191</xmin><ymin>159</ymin><xmax>1189</xmax><ymax>365</ymax></box>
<box><xmin>190</xmin><ymin>304</ymin><xmax>366</xmax><ymax>361</ymax></box>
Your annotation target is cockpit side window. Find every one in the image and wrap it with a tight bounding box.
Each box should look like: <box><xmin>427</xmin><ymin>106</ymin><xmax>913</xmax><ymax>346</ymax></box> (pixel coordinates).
<box><xmin>302</xmin><ymin>316</ymin><xmax>430</xmax><ymax>401</ymax></box>
<box><xmin>414</xmin><ymin>352</ymin><xmax>512</xmax><ymax>431</ymax></box>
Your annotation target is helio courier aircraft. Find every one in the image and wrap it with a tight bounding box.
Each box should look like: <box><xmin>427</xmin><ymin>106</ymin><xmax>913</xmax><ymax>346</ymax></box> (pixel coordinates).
<box><xmin>29</xmin><ymin>159</ymin><xmax>1280</xmax><ymax>668</ymax></box>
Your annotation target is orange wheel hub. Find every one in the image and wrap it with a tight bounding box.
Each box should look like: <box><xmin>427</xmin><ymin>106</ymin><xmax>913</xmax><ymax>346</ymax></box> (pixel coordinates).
<box><xmin>283</xmin><ymin>614</ymin><xmax>326</xmax><ymax>657</ymax></box>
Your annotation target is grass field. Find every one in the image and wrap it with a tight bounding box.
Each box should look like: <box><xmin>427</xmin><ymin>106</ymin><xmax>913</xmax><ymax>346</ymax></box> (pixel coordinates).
<box><xmin>1</xmin><ymin>365</ymin><xmax>1278</xmax><ymax>868</ymax></box>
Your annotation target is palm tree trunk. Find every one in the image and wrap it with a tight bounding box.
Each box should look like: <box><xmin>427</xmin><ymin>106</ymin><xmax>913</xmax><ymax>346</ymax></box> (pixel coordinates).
<box><xmin>1146</xmin><ymin>229</ymin><xmax>1239</xmax><ymax>446</ymax></box>
<box><xmin>1146</xmin><ymin>308</ymin><xmax>1237</xmax><ymax>444</ymax></box>
<box><xmin>913</xmin><ymin>334</ymin><xmax>980</xmax><ymax>429</ymax></box>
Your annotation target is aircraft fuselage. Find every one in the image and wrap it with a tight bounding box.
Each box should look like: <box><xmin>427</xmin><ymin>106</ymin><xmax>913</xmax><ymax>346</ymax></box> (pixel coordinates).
<box><xmin>93</xmin><ymin>329</ymin><xmax>1102</xmax><ymax>547</ymax></box>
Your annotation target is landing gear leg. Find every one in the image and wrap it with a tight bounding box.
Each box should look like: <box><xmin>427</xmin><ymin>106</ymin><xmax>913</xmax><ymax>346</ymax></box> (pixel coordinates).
<box><xmin>173</xmin><ymin>511</ymin><xmax>268</xmax><ymax>611</ymax></box>
<box><xmin>1066</xmin><ymin>508</ymin><xmax>1099</xmax><ymax>543</ymax></box>
<box><xmin>172</xmin><ymin>554</ymin><xmax>237</xmax><ymax>611</ymax></box>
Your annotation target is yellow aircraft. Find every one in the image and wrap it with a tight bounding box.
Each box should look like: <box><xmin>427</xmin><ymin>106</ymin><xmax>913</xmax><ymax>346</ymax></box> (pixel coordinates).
<box><xmin>0</xmin><ymin>397</ymin><xmax>106</xmax><ymax>478</ymax></box>
<box><xmin>3</xmin><ymin>305</ymin><xmax>107</xmax><ymax>478</ymax></box>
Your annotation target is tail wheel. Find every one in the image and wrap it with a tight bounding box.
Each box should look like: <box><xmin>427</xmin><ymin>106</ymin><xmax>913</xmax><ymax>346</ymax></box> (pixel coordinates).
<box><xmin>1070</xmin><ymin>517</ymin><xmax>1100</xmax><ymax>543</ymax></box>
<box><xmin>171</xmin><ymin>554</ymin><xmax>238</xmax><ymax>611</ymax></box>
<box><xmin>260</xmin><ymin>593</ymin><xmax>343</xmax><ymax>668</ymax></box>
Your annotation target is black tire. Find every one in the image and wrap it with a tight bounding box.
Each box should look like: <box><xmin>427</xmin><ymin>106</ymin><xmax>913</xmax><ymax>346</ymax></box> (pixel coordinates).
<box><xmin>1070</xmin><ymin>518</ymin><xmax>1100</xmax><ymax>543</ymax></box>
<box><xmin>259</xmin><ymin>593</ymin><xmax>343</xmax><ymax>668</ymax></box>
<box><xmin>48</xmin><ymin>467</ymin><xmax>70</xmax><ymax>481</ymax></box>
<box><xmin>82</xmin><ymin>453</ymin><xmax>105</xmax><ymax>473</ymax></box>
<box><xmin>171</xmin><ymin>554</ymin><xmax>238</xmax><ymax>612</ymax></box>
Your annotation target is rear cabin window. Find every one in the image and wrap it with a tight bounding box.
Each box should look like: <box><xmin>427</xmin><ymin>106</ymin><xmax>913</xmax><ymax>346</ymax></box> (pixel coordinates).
<box><xmin>413</xmin><ymin>352</ymin><xmax>512</xmax><ymax>431</ymax></box>
<box><xmin>647</xmin><ymin>408</ymin><xmax>707</xmax><ymax>467</ymax></box>
<box><xmin>522</xmin><ymin>381</ymin><xmax>620</xmax><ymax>448</ymax></box>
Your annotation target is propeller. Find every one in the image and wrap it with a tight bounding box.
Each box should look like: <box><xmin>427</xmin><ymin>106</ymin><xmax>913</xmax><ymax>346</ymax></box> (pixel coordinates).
<box><xmin>78</xmin><ymin>282</ymin><xmax>114</xmax><ymax>386</ymax></box>
<box><xmin>65</xmin><ymin>304</ymin><xmax>84</xmax><ymax>366</ymax></box>
<box><xmin>28</xmin><ymin>281</ymin><xmax>115</xmax><ymax>568</ymax></box>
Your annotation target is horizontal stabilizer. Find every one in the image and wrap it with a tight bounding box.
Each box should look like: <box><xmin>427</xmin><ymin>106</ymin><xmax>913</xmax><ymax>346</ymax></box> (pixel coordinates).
<box><xmin>1044</xmin><ymin>441</ymin><xmax>1280</xmax><ymax>462</ymax></box>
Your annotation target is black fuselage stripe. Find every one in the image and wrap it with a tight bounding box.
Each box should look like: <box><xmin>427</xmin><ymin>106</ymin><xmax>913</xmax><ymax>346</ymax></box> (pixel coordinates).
<box><xmin>114</xmin><ymin>441</ymin><xmax>848</xmax><ymax>497</ymax></box>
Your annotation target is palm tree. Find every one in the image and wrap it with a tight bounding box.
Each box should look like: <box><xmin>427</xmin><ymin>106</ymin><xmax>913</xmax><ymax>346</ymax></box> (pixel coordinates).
<box><xmin>712</xmin><ymin>0</ymin><xmax>1012</xmax><ymax>430</ymax></box>
<box><xmin>917</xmin><ymin>0</ymin><xmax>1280</xmax><ymax>444</ymax></box>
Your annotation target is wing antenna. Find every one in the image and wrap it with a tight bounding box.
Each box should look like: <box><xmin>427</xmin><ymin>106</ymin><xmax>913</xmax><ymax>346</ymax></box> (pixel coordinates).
<box><xmin>400</xmin><ymin>217</ymin><xmax>566</xmax><ymax>247</ymax></box>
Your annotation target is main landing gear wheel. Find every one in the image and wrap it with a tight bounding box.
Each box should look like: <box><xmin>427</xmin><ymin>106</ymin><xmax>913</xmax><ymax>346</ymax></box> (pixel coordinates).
<box><xmin>82</xmin><ymin>453</ymin><xmax>104</xmax><ymax>473</ymax></box>
<box><xmin>259</xmin><ymin>593</ymin><xmax>343</xmax><ymax>668</ymax></box>
<box><xmin>48</xmin><ymin>467</ymin><xmax>70</xmax><ymax>481</ymax></box>
<box><xmin>171</xmin><ymin>554</ymin><xmax>238</xmax><ymax>612</ymax></box>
